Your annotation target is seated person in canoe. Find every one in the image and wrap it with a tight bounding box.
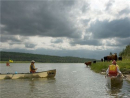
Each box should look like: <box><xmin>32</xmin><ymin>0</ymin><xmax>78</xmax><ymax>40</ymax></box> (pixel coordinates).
<box><xmin>30</xmin><ymin>60</ymin><xmax>38</xmax><ymax>73</ymax></box>
<box><xmin>106</xmin><ymin>60</ymin><xmax>123</xmax><ymax>77</ymax></box>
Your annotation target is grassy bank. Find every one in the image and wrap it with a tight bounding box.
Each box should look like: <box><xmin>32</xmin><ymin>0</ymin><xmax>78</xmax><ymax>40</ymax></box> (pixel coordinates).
<box><xmin>91</xmin><ymin>59</ymin><xmax>130</xmax><ymax>74</ymax></box>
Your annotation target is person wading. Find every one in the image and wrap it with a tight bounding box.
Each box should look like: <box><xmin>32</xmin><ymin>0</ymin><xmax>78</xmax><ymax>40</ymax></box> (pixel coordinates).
<box><xmin>30</xmin><ymin>60</ymin><xmax>38</xmax><ymax>73</ymax></box>
<box><xmin>106</xmin><ymin>60</ymin><xmax>123</xmax><ymax>77</ymax></box>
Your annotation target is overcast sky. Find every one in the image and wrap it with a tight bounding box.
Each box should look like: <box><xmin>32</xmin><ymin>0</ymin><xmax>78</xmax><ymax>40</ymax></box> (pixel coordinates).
<box><xmin>1</xmin><ymin>0</ymin><xmax>130</xmax><ymax>60</ymax></box>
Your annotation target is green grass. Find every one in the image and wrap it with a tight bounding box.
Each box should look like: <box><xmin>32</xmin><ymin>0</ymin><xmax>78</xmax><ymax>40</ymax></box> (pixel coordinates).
<box><xmin>91</xmin><ymin>59</ymin><xmax>130</xmax><ymax>74</ymax></box>
<box><xmin>91</xmin><ymin>62</ymin><xmax>109</xmax><ymax>73</ymax></box>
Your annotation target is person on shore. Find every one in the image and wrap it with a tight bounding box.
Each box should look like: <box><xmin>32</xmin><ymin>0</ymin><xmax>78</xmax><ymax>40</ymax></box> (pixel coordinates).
<box><xmin>106</xmin><ymin>60</ymin><xmax>123</xmax><ymax>77</ymax></box>
<box><xmin>30</xmin><ymin>60</ymin><xmax>37</xmax><ymax>73</ymax></box>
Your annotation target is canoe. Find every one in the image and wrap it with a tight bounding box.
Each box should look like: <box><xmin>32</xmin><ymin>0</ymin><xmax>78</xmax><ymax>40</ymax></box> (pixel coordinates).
<box><xmin>0</xmin><ymin>69</ymin><xmax>56</xmax><ymax>79</ymax></box>
<box><xmin>106</xmin><ymin>75</ymin><xmax>123</xmax><ymax>89</ymax></box>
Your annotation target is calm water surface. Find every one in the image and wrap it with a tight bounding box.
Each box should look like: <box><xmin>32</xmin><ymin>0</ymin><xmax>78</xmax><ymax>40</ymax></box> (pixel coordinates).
<box><xmin>0</xmin><ymin>63</ymin><xmax>130</xmax><ymax>98</ymax></box>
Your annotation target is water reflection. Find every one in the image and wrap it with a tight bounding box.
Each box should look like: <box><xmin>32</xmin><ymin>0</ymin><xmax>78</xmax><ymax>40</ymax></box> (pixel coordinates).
<box><xmin>107</xmin><ymin>86</ymin><xmax>122</xmax><ymax>95</ymax></box>
<box><xmin>107</xmin><ymin>80</ymin><xmax>123</xmax><ymax>89</ymax></box>
<box><xmin>28</xmin><ymin>78</ymin><xmax>56</xmax><ymax>93</ymax></box>
<box><xmin>106</xmin><ymin>80</ymin><xmax>123</xmax><ymax>97</ymax></box>
<box><xmin>29</xmin><ymin>79</ymin><xmax>35</xmax><ymax>93</ymax></box>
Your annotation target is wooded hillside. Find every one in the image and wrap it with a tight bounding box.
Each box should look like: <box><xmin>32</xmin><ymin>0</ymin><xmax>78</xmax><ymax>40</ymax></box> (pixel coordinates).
<box><xmin>0</xmin><ymin>51</ymin><xmax>96</xmax><ymax>63</ymax></box>
<box><xmin>119</xmin><ymin>44</ymin><xmax>130</xmax><ymax>59</ymax></box>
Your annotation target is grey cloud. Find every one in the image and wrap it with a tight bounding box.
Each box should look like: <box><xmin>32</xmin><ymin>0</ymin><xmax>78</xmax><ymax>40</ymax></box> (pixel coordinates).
<box><xmin>105</xmin><ymin>0</ymin><xmax>115</xmax><ymax>10</ymax></box>
<box><xmin>70</xmin><ymin>39</ymin><xmax>102</xmax><ymax>46</ymax></box>
<box><xmin>118</xmin><ymin>7</ymin><xmax>130</xmax><ymax>15</ymax></box>
<box><xmin>81</xmin><ymin>3</ymin><xmax>90</xmax><ymax>13</ymax></box>
<box><xmin>25</xmin><ymin>43</ymin><xmax>36</xmax><ymax>48</ymax></box>
<box><xmin>1</xmin><ymin>1</ymin><xmax>81</xmax><ymax>38</ymax></box>
<box><xmin>81</xmin><ymin>19</ymin><xmax>90</xmax><ymax>25</ymax></box>
<box><xmin>116</xmin><ymin>37</ymin><xmax>130</xmax><ymax>46</ymax></box>
<box><xmin>87</xmin><ymin>18</ymin><xmax>130</xmax><ymax>39</ymax></box>
<box><xmin>60</xmin><ymin>0</ymin><xmax>76</xmax><ymax>7</ymax></box>
<box><xmin>51</xmin><ymin>39</ymin><xmax>63</xmax><ymax>43</ymax></box>
<box><xmin>1</xmin><ymin>34</ymin><xmax>22</xmax><ymax>42</ymax></box>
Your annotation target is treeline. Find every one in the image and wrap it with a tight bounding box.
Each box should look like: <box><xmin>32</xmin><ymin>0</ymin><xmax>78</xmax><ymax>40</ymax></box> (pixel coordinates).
<box><xmin>0</xmin><ymin>51</ymin><xmax>96</xmax><ymax>63</ymax></box>
<box><xmin>119</xmin><ymin>44</ymin><xmax>130</xmax><ymax>59</ymax></box>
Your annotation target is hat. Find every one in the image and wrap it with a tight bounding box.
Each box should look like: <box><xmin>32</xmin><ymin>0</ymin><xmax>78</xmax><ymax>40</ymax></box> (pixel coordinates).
<box><xmin>112</xmin><ymin>60</ymin><xmax>116</xmax><ymax>65</ymax></box>
<box><xmin>31</xmin><ymin>60</ymin><xmax>35</xmax><ymax>63</ymax></box>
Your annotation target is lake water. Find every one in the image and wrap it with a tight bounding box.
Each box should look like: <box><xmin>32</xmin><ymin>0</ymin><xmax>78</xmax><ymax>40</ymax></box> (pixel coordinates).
<box><xmin>0</xmin><ymin>63</ymin><xmax>130</xmax><ymax>98</ymax></box>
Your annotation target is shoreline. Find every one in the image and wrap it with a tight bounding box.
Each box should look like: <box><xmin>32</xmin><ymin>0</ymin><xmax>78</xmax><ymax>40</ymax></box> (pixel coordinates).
<box><xmin>125</xmin><ymin>74</ymin><xmax>130</xmax><ymax>82</ymax></box>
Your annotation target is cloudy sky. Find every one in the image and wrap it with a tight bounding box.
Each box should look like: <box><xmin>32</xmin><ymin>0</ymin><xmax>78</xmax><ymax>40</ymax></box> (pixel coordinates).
<box><xmin>1</xmin><ymin>0</ymin><xmax>130</xmax><ymax>60</ymax></box>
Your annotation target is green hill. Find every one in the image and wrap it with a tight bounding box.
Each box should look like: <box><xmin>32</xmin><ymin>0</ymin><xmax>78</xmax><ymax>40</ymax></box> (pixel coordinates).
<box><xmin>119</xmin><ymin>44</ymin><xmax>130</xmax><ymax>59</ymax></box>
<box><xmin>0</xmin><ymin>51</ymin><xmax>96</xmax><ymax>63</ymax></box>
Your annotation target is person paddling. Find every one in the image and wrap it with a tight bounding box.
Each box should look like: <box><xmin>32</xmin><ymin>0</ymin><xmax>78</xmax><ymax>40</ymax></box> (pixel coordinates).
<box><xmin>106</xmin><ymin>60</ymin><xmax>123</xmax><ymax>77</ymax></box>
<box><xmin>30</xmin><ymin>60</ymin><xmax>38</xmax><ymax>73</ymax></box>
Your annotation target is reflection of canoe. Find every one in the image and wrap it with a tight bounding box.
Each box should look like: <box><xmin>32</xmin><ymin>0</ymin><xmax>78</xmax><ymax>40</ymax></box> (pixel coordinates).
<box><xmin>0</xmin><ymin>69</ymin><xmax>56</xmax><ymax>79</ymax></box>
<box><xmin>107</xmin><ymin>75</ymin><xmax>123</xmax><ymax>89</ymax></box>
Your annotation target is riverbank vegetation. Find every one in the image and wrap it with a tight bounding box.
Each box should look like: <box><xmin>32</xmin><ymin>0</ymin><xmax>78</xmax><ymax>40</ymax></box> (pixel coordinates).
<box><xmin>91</xmin><ymin>45</ymin><xmax>130</xmax><ymax>74</ymax></box>
<box><xmin>119</xmin><ymin>45</ymin><xmax>130</xmax><ymax>59</ymax></box>
<box><xmin>91</xmin><ymin>59</ymin><xmax>130</xmax><ymax>74</ymax></box>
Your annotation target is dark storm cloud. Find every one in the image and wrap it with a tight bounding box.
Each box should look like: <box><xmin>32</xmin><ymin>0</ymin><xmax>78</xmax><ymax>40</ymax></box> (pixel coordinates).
<box><xmin>1</xmin><ymin>34</ymin><xmax>22</xmax><ymax>42</ymax></box>
<box><xmin>87</xmin><ymin>18</ymin><xmax>130</xmax><ymax>39</ymax></box>
<box><xmin>1</xmin><ymin>0</ymin><xmax>81</xmax><ymax>38</ymax></box>
<box><xmin>1</xmin><ymin>0</ymin><xmax>129</xmax><ymax>60</ymax></box>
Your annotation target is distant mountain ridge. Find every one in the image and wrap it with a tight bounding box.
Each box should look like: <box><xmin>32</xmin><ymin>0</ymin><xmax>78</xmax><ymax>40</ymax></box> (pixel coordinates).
<box><xmin>0</xmin><ymin>51</ymin><xmax>96</xmax><ymax>63</ymax></box>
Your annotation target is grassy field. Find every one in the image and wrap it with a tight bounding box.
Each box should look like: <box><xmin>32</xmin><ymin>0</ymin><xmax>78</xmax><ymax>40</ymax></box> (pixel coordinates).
<box><xmin>91</xmin><ymin>59</ymin><xmax>130</xmax><ymax>74</ymax></box>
